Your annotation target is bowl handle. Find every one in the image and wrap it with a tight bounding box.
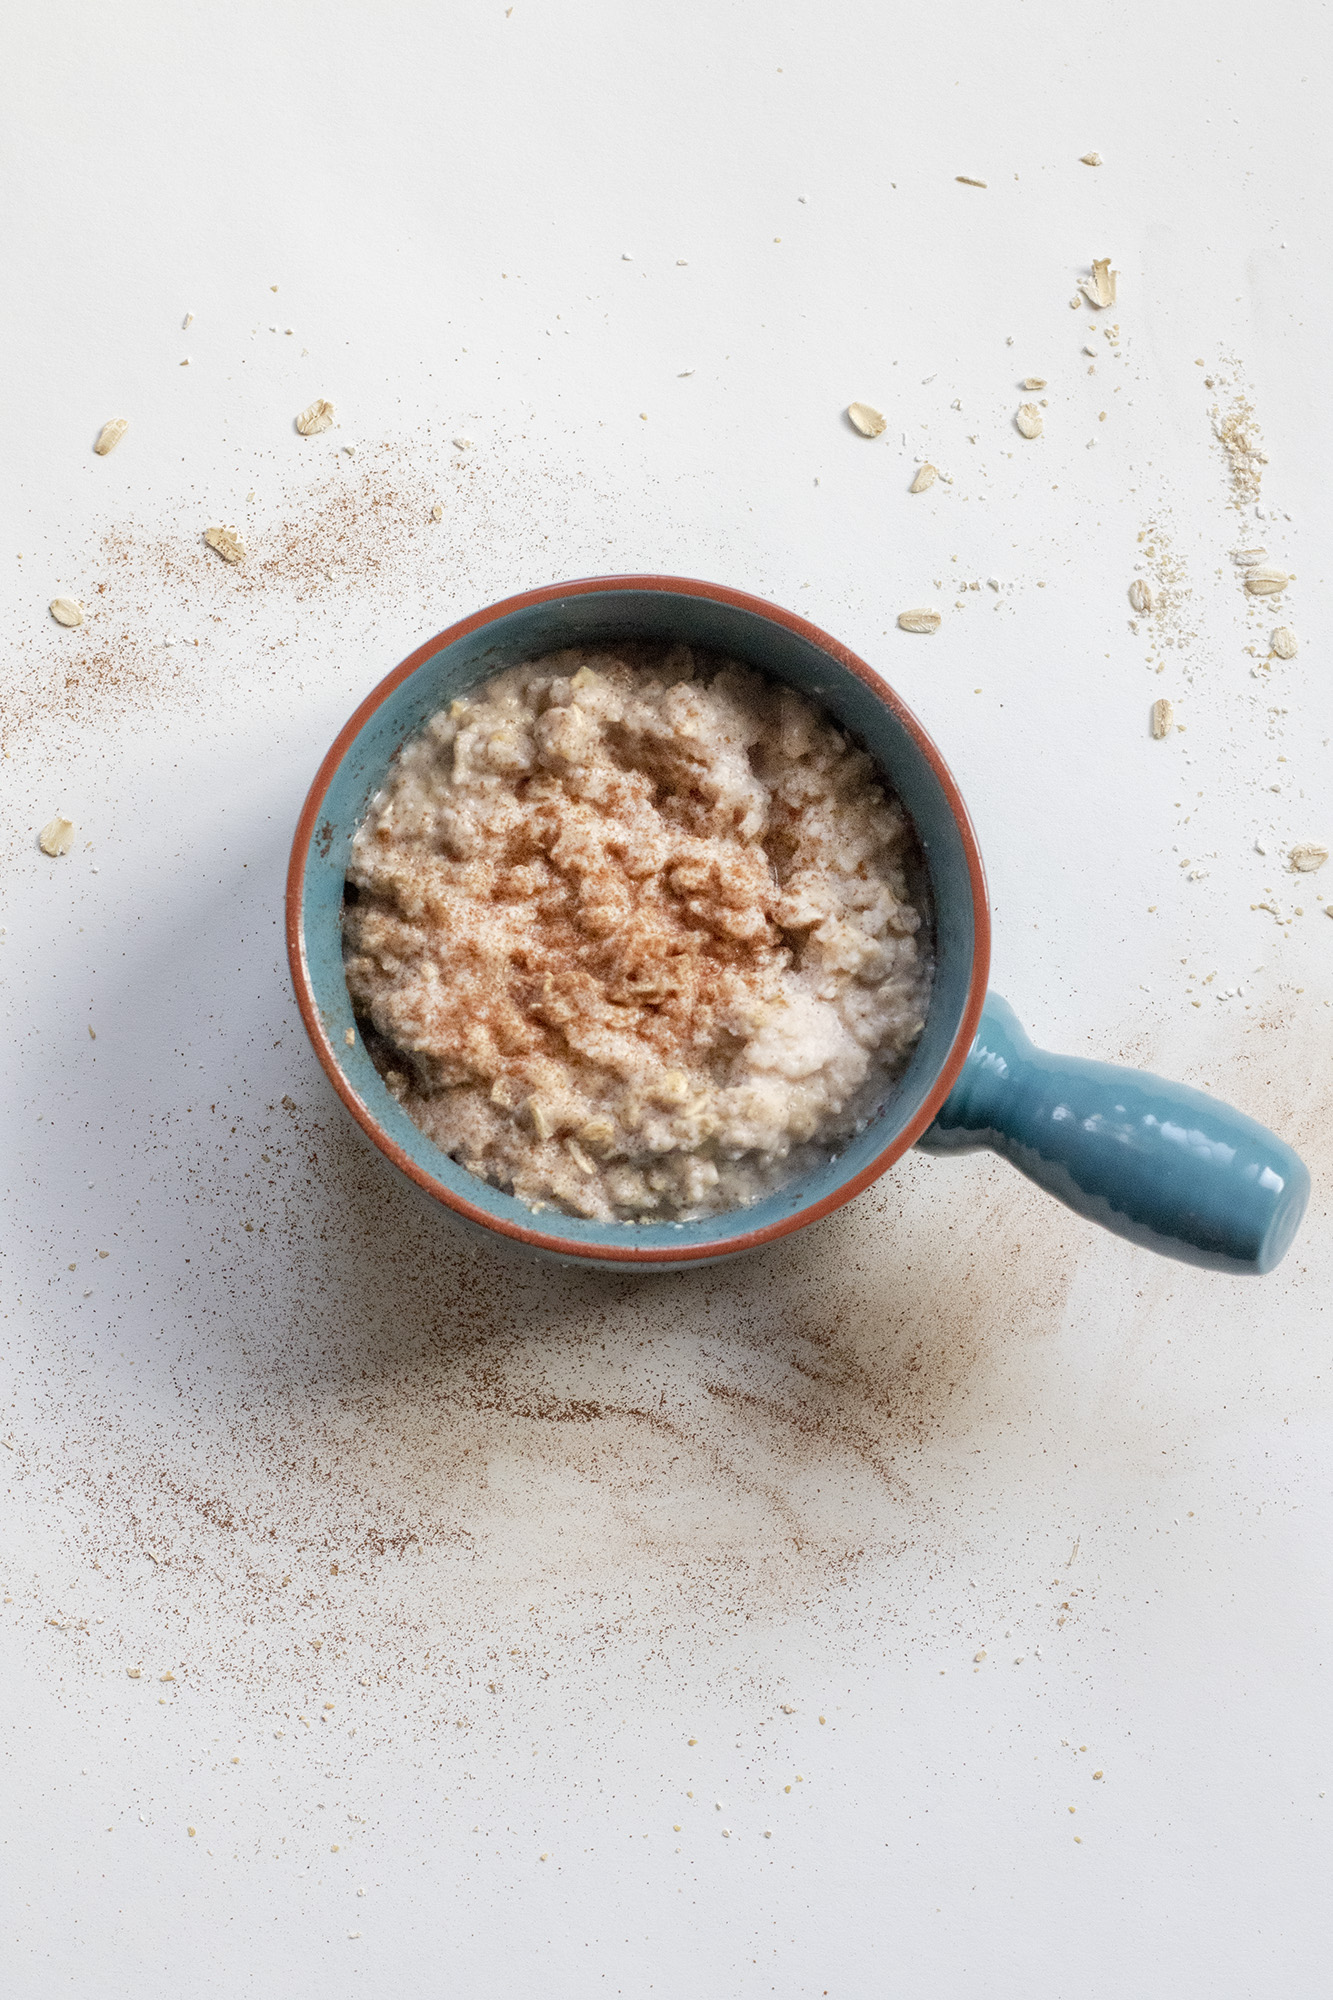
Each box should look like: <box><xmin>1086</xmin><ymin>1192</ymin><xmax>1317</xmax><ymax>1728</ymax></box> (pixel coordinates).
<box><xmin>916</xmin><ymin>993</ymin><xmax>1309</xmax><ymax>1273</ymax></box>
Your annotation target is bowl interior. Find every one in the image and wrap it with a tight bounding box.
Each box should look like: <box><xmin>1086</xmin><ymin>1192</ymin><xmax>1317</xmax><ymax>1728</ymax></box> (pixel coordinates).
<box><xmin>295</xmin><ymin>584</ymin><xmax>984</xmax><ymax>1254</ymax></box>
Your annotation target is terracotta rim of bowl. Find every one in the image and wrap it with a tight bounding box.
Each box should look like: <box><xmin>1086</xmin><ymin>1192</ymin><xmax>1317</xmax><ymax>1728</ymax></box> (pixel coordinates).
<box><xmin>286</xmin><ymin>574</ymin><xmax>992</xmax><ymax>1262</ymax></box>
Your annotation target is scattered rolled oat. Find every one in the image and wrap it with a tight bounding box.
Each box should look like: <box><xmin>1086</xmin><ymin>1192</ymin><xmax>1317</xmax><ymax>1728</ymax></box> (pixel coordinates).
<box><xmin>847</xmin><ymin>402</ymin><xmax>886</xmax><ymax>438</ymax></box>
<box><xmin>909</xmin><ymin>463</ymin><xmax>937</xmax><ymax>493</ymax></box>
<box><xmin>295</xmin><ymin>398</ymin><xmax>335</xmax><ymax>436</ymax></box>
<box><xmin>431</xmin><ymin>503</ymin><xmax>443</xmax><ymax>522</ymax></box>
<box><xmin>1230</xmin><ymin>547</ymin><xmax>1266</xmax><ymax>566</ymax></box>
<box><xmin>93</xmin><ymin>417</ymin><xmax>129</xmax><ymax>456</ymax></box>
<box><xmin>1128</xmin><ymin>578</ymin><xmax>1155</xmax><ymax>613</ymax></box>
<box><xmin>204</xmin><ymin>525</ymin><xmax>246</xmax><ymax>565</ymax></box>
<box><xmin>1290</xmin><ymin>844</ymin><xmax>1328</xmax><ymax>873</ymax></box>
<box><xmin>344</xmin><ymin>1028</ymin><xmax>355</xmax><ymax>1046</ymax></box>
<box><xmin>126</xmin><ymin>1668</ymin><xmax>141</xmax><ymax>1680</ymax></box>
<box><xmin>974</xmin><ymin>1650</ymin><xmax>987</xmax><ymax>1662</ymax></box>
<box><xmin>49</xmin><ymin>596</ymin><xmax>84</xmax><ymax>627</ymax></box>
<box><xmin>1080</xmin><ymin>152</ymin><xmax>1103</xmax><ymax>166</ymax></box>
<box><xmin>955</xmin><ymin>176</ymin><xmax>987</xmax><ymax>187</ymax></box>
<box><xmin>1271</xmin><ymin>625</ymin><xmax>1298</xmax><ymax>659</ymax></box>
<box><xmin>38</xmin><ymin>816</ymin><xmax>76</xmax><ymax>856</ymax></box>
<box><xmin>1022</xmin><ymin>377</ymin><xmax>1047</xmax><ymax>390</ymax></box>
<box><xmin>1245</xmin><ymin>564</ymin><xmax>1289</xmax><ymax>595</ymax></box>
<box><xmin>1015</xmin><ymin>403</ymin><xmax>1043</xmax><ymax>439</ymax></box>
<box><xmin>452</xmin><ymin>436</ymin><xmax>473</xmax><ymax>450</ymax></box>
<box><xmin>1079</xmin><ymin>257</ymin><xmax>1117</xmax><ymax>309</ymax></box>
<box><xmin>898</xmin><ymin>608</ymin><xmax>942</xmax><ymax>634</ymax></box>
<box><xmin>1151</xmin><ymin>698</ymin><xmax>1174</xmax><ymax>739</ymax></box>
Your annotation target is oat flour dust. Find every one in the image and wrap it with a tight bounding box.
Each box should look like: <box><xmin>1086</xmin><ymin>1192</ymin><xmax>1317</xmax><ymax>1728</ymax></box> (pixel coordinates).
<box><xmin>34</xmin><ymin>1090</ymin><xmax>1080</xmax><ymax>1727</ymax></box>
<box><xmin>4</xmin><ymin>426</ymin><xmax>1069</xmax><ymax>1735</ymax></box>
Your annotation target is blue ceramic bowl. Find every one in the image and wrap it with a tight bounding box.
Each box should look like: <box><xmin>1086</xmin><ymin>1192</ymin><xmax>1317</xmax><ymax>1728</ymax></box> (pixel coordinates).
<box><xmin>288</xmin><ymin>576</ymin><xmax>1309</xmax><ymax>1274</ymax></box>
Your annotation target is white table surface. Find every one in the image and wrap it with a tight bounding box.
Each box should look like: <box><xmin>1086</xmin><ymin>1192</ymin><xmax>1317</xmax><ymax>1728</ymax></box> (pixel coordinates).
<box><xmin>3</xmin><ymin>4</ymin><xmax>1330</xmax><ymax>1994</ymax></box>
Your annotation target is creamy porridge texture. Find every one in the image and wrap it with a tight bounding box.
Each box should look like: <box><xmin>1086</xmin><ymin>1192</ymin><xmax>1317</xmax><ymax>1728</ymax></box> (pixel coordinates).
<box><xmin>343</xmin><ymin>647</ymin><xmax>933</xmax><ymax>1221</ymax></box>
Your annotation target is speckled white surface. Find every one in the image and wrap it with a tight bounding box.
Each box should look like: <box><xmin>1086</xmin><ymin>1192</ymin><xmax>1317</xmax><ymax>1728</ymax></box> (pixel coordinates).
<box><xmin>2</xmin><ymin>4</ymin><xmax>1330</xmax><ymax>1995</ymax></box>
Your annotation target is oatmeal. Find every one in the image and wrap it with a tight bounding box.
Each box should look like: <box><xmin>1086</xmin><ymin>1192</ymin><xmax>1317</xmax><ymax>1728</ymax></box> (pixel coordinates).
<box><xmin>343</xmin><ymin>646</ymin><xmax>932</xmax><ymax>1221</ymax></box>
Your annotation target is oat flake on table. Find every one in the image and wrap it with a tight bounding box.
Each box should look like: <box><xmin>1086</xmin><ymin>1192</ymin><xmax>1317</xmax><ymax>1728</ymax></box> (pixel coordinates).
<box><xmin>48</xmin><ymin>596</ymin><xmax>84</xmax><ymax>627</ymax></box>
<box><xmin>1244</xmin><ymin>564</ymin><xmax>1289</xmax><ymax>596</ymax></box>
<box><xmin>847</xmin><ymin>402</ymin><xmax>886</xmax><ymax>438</ymax></box>
<box><xmin>1270</xmin><ymin>625</ymin><xmax>1298</xmax><ymax>659</ymax></box>
<box><xmin>1022</xmin><ymin>377</ymin><xmax>1047</xmax><ymax>391</ymax></box>
<box><xmin>1150</xmin><ymin>697</ymin><xmax>1174</xmax><ymax>739</ymax></box>
<box><xmin>1079</xmin><ymin>258</ymin><xmax>1117</xmax><ymax>309</ymax></box>
<box><xmin>1015</xmin><ymin>404</ymin><xmax>1043</xmax><ymax>439</ymax></box>
<box><xmin>1080</xmin><ymin>151</ymin><xmax>1103</xmax><ymax>166</ymax></box>
<box><xmin>909</xmin><ymin>463</ymin><xmax>937</xmax><ymax>493</ymax></box>
<box><xmin>38</xmin><ymin>815</ymin><xmax>75</xmax><ymax>857</ymax></box>
<box><xmin>1289</xmin><ymin>843</ymin><xmax>1328</xmax><ymax>873</ymax></box>
<box><xmin>295</xmin><ymin>399</ymin><xmax>336</xmax><ymax>437</ymax></box>
<box><xmin>204</xmin><ymin>525</ymin><xmax>247</xmax><ymax>565</ymax></box>
<box><xmin>898</xmin><ymin>608</ymin><xmax>941</xmax><ymax>634</ymax></box>
<box><xmin>1128</xmin><ymin>578</ymin><xmax>1155</xmax><ymax>614</ymax></box>
<box><xmin>93</xmin><ymin>417</ymin><xmax>128</xmax><ymax>456</ymax></box>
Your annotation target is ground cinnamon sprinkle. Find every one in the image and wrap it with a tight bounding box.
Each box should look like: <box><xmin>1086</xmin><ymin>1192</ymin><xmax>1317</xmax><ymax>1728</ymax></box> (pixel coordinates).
<box><xmin>0</xmin><ymin>429</ymin><xmax>601</xmax><ymax>746</ymax></box>
<box><xmin>8</xmin><ymin>417</ymin><xmax>1085</xmax><ymax>1743</ymax></box>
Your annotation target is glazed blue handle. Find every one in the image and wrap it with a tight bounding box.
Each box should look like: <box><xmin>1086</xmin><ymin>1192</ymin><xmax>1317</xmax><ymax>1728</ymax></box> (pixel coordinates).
<box><xmin>918</xmin><ymin>994</ymin><xmax>1309</xmax><ymax>1273</ymax></box>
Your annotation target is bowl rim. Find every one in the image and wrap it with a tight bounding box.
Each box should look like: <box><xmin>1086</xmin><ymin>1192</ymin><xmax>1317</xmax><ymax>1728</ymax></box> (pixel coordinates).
<box><xmin>286</xmin><ymin>573</ymin><xmax>992</xmax><ymax>1263</ymax></box>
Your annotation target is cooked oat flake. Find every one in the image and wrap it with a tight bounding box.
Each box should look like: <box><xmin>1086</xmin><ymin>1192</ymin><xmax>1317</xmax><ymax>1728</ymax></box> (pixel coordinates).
<box><xmin>204</xmin><ymin>525</ymin><xmax>247</xmax><ymax>565</ymax></box>
<box><xmin>847</xmin><ymin>402</ymin><xmax>886</xmax><ymax>438</ymax></box>
<box><xmin>898</xmin><ymin>608</ymin><xmax>942</xmax><ymax>634</ymax></box>
<box><xmin>49</xmin><ymin>597</ymin><xmax>84</xmax><ymax>627</ymax></box>
<box><xmin>295</xmin><ymin>399</ymin><xmax>335</xmax><ymax>436</ymax></box>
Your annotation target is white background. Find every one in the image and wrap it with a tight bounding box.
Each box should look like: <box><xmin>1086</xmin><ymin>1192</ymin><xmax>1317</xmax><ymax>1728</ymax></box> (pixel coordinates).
<box><xmin>2</xmin><ymin>4</ymin><xmax>1330</xmax><ymax>1994</ymax></box>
